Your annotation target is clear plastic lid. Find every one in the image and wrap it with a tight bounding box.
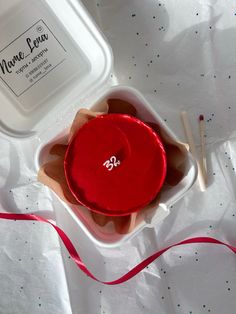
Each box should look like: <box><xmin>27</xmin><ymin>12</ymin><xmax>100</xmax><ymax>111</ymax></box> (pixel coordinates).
<box><xmin>0</xmin><ymin>0</ymin><xmax>112</xmax><ymax>137</ymax></box>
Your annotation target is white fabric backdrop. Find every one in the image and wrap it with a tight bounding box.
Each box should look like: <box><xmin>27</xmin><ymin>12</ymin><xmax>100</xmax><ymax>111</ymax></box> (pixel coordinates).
<box><xmin>1</xmin><ymin>0</ymin><xmax>236</xmax><ymax>313</ymax></box>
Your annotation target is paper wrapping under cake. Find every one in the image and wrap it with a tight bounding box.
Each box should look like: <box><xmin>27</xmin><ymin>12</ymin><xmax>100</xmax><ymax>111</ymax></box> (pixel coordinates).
<box><xmin>38</xmin><ymin>99</ymin><xmax>188</xmax><ymax>234</ymax></box>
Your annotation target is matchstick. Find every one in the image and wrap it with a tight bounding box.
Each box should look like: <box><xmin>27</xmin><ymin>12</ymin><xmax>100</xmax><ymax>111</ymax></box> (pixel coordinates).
<box><xmin>199</xmin><ymin>115</ymin><xmax>207</xmax><ymax>184</ymax></box>
<box><xmin>128</xmin><ymin>212</ymin><xmax>137</xmax><ymax>233</ymax></box>
<box><xmin>181</xmin><ymin>111</ymin><xmax>206</xmax><ymax>191</ymax></box>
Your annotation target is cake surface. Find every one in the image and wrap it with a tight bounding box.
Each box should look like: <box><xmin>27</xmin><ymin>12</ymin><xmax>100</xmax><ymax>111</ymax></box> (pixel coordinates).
<box><xmin>64</xmin><ymin>113</ymin><xmax>166</xmax><ymax>216</ymax></box>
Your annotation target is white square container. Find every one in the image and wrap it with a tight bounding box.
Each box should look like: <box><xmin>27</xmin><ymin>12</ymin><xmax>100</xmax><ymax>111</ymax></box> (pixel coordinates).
<box><xmin>0</xmin><ymin>0</ymin><xmax>197</xmax><ymax>247</ymax></box>
<box><xmin>36</xmin><ymin>85</ymin><xmax>197</xmax><ymax>247</ymax></box>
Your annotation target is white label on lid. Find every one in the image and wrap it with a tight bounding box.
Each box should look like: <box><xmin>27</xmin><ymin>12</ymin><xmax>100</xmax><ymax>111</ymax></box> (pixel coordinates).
<box><xmin>0</xmin><ymin>19</ymin><xmax>67</xmax><ymax>97</ymax></box>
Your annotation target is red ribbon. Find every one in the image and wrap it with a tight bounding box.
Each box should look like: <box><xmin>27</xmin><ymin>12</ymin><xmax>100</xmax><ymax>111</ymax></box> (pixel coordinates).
<box><xmin>0</xmin><ymin>212</ymin><xmax>235</xmax><ymax>285</ymax></box>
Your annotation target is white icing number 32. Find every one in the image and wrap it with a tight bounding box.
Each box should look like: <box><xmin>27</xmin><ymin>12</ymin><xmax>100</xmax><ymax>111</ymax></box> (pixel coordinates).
<box><xmin>103</xmin><ymin>156</ymin><xmax>121</xmax><ymax>171</ymax></box>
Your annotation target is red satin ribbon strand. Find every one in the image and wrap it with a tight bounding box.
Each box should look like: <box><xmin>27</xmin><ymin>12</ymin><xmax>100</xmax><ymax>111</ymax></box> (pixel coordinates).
<box><xmin>0</xmin><ymin>212</ymin><xmax>236</xmax><ymax>285</ymax></box>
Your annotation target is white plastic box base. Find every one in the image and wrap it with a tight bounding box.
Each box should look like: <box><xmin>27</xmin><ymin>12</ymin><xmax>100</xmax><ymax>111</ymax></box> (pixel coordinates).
<box><xmin>36</xmin><ymin>85</ymin><xmax>197</xmax><ymax>247</ymax></box>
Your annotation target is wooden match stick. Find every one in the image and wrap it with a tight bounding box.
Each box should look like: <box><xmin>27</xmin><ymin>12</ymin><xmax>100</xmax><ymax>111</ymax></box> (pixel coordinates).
<box><xmin>128</xmin><ymin>212</ymin><xmax>138</xmax><ymax>233</ymax></box>
<box><xmin>199</xmin><ymin>114</ymin><xmax>207</xmax><ymax>184</ymax></box>
<box><xmin>181</xmin><ymin>111</ymin><xmax>206</xmax><ymax>191</ymax></box>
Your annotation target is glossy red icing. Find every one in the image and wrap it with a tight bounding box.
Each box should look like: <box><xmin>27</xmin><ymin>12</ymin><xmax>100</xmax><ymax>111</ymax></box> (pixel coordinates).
<box><xmin>64</xmin><ymin>114</ymin><xmax>166</xmax><ymax>216</ymax></box>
